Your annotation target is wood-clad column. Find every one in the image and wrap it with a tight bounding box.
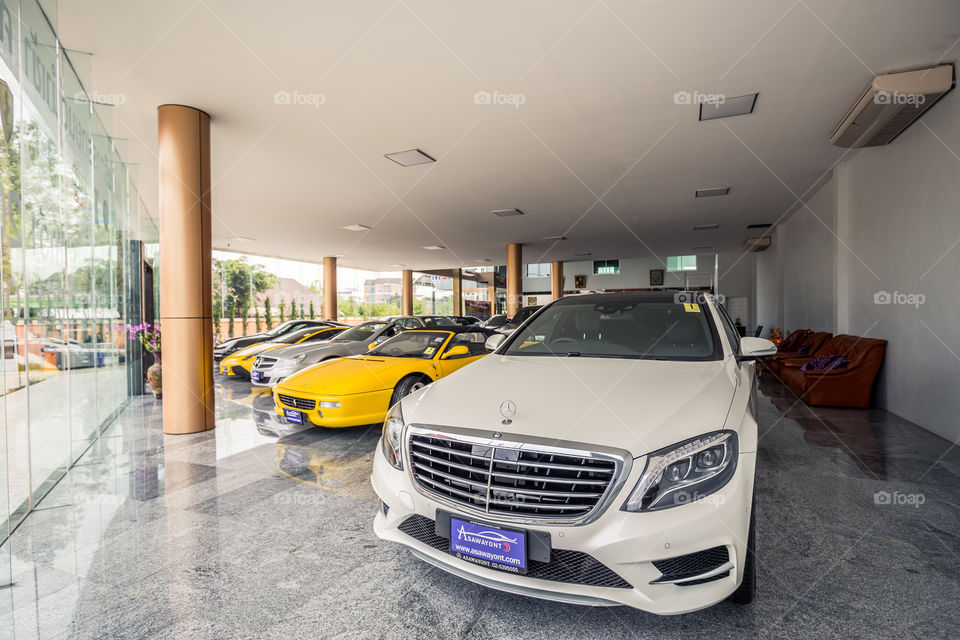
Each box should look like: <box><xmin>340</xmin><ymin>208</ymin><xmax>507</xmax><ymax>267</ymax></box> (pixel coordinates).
<box><xmin>158</xmin><ymin>105</ymin><xmax>214</xmax><ymax>434</ymax></box>
<box><xmin>551</xmin><ymin>261</ymin><xmax>564</xmax><ymax>300</ymax></box>
<box><xmin>507</xmin><ymin>243</ymin><xmax>522</xmax><ymax>318</ymax></box>
<box><xmin>323</xmin><ymin>257</ymin><xmax>338</xmax><ymax>320</ymax></box>
<box><xmin>401</xmin><ymin>270</ymin><xmax>414</xmax><ymax>315</ymax></box>
<box><xmin>452</xmin><ymin>269</ymin><xmax>462</xmax><ymax>315</ymax></box>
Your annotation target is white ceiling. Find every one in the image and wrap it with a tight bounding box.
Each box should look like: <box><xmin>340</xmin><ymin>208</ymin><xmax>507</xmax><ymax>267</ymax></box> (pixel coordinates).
<box><xmin>58</xmin><ymin>0</ymin><xmax>960</xmax><ymax>270</ymax></box>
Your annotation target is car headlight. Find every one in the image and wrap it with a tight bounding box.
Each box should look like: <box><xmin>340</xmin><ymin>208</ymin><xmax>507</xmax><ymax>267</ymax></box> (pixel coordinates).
<box><xmin>622</xmin><ymin>431</ymin><xmax>738</xmax><ymax>512</ymax></box>
<box><xmin>293</xmin><ymin>353</ymin><xmax>307</xmax><ymax>365</ymax></box>
<box><xmin>381</xmin><ymin>402</ymin><xmax>405</xmax><ymax>470</ymax></box>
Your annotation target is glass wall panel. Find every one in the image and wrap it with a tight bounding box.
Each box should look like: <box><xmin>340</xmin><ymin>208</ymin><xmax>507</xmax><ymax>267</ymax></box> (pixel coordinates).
<box><xmin>21</xmin><ymin>0</ymin><xmax>70</xmax><ymax>501</ymax></box>
<box><xmin>0</xmin><ymin>0</ymin><xmax>151</xmax><ymax>541</ymax></box>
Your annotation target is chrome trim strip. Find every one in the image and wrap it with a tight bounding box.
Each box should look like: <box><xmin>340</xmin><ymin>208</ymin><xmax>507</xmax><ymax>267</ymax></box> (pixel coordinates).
<box><xmin>649</xmin><ymin>561</ymin><xmax>734</xmax><ymax>585</ymax></box>
<box><xmin>405</xmin><ymin>424</ymin><xmax>632</xmax><ymax>527</ymax></box>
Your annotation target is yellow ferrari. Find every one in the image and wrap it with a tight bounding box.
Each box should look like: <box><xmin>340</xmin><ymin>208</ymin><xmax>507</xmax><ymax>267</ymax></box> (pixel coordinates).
<box><xmin>273</xmin><ymin>328</ymin><xmax>489</xmax><ymax>428</ymax></box>
<box><xmin>219</xmin><ymin>326</ymin><xmax>345</xmax><ymax>378</ymax></box>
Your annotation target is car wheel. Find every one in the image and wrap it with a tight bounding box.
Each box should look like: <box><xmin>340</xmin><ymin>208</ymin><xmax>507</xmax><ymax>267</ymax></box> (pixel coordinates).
<box><xmin>390</xmin><ymin>375</ymin><xmax>429</xmax><ymax>406</ymax></box>
<box><xmin>729</xmin><ymin>494</ymin><xmax>756</xmax><ymax>605</ymax></box>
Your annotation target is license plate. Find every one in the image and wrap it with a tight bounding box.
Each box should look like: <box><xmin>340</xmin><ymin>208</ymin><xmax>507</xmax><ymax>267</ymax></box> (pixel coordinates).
<box><xmin>450</xmin><ymin>516</ymin><xmax>527</xmax><ymax>574</ymax></box>
<box><xmin>283</xmin><ymin>408</ymin><xmax>304</xmax><ymax>425</ymax></box>
<box><xmin>251</xmin><ymin>371</ymin><xmax>261</xmax><ymax>381</ymax></box>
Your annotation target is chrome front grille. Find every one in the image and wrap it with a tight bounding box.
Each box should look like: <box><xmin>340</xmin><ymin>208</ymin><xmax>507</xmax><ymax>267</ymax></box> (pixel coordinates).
<box><xmin>255</xmin><ymin>356</ymin><xmax>277</xmax><ymax>369</ymax></box>
<box><xmin>278</xmin><ymin>394</ymin><xmax>316</xmax><ymax>411</ymax></box>
<box><xmin>408</xmin><ymin>429</ymin><xmax>620</xmax><ymax>523</ymax></box>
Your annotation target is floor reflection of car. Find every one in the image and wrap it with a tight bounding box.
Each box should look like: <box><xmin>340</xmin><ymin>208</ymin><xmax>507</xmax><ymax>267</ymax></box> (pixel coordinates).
<box><xmin>251</xmin><ymin>320</ymin><xmax>403</xmax><ymax>387</ymax></box>
<box><xmin>372</xmin><ymin>291</ymin><xmax>777</xmax><ymax>614</ymax></box>
<box><xmin>274</xmin><ymin>428</ymin><xmax>381</xmax><ymax>498</ymax></box>
<box><xmin>219</xmin><ymin>326</ymin><xmax>345</xmax><ymax>378</ymax></box>
<box><xmin>214</xmin><ymin>319</ymin><xmax>343</xmax><ymax>362</ymax></box>
<box><xmin>273</xmin><ymin>328</ymin><xmax>492</xmax><ymax>429</ymax></box>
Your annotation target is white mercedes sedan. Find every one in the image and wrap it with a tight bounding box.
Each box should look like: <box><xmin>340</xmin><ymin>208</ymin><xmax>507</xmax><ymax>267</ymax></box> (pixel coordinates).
<box><xmin>371</xmin><ymin>291</ymin><xmax>776</xmax><ymax>614</ymax></box>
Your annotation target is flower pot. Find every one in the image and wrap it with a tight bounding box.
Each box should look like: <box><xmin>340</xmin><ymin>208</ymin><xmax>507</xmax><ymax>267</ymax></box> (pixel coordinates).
<box><xmin>147</xmin><ymin>352</ymin><xmax>162</xmax><ymax>399</ymax></box>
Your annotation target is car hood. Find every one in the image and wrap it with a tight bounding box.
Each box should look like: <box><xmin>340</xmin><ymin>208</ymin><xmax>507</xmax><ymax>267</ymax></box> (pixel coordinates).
<box><xmin>403</xmin><ymin>355</ymin><xmax>738</xmax><ymax>458</ymax></box>
<box><xmin>276</xmin><ymin>355</ymin><xmax>420</xmax><ymax>396</ymax></box>
<box><xmin>264</xmin><ymin>340</ymin><xmax>365</xmax><ymax>362</ymax></box>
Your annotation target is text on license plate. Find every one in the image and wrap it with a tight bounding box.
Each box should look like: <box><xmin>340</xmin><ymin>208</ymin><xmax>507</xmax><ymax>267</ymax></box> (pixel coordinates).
<box><xmin>283</xmin><ymin>408</ymin><xmax>303</xmax><ymax>425</ymax></box>
<box><xmin>450</xmin><ymin>516</ymin><xmax>526</xmax><ymax>574</ymax></box>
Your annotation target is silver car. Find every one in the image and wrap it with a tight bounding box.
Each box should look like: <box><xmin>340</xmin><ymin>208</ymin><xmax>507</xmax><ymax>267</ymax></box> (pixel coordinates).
<box><xmin>249</xmin><ymin>320</ymin><xmax>402</xmax><ymax>387</ymax></box>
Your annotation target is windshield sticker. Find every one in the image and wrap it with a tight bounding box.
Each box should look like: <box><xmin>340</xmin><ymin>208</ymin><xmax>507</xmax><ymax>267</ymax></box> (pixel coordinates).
<box><xmin>424</xmin><ymin>347</ymin><xmax>436</xmax><ymax>355</ymax></box>
<box><xmin>683</xmin><ymin>303</ymin><xmax>701</xmax><ymax>313</ymax></box>
<box><xmin>434</xmin><ymin>337</ymin><xmax>445</xmax><ymax>342</ymax></box>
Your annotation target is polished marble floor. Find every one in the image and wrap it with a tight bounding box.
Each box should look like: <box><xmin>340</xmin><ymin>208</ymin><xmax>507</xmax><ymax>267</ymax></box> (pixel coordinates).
<box><xmin>1</xmin><ymin>374</ymin><xmax>958</xmax><ymax>639</ymax></box>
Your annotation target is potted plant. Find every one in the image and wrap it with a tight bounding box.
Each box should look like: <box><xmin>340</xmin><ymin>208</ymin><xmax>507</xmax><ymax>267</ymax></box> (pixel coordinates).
<box><xmin>128</xmin><ymin>323</ymin><xmax>162</xmax><ymax>398</ymax></box>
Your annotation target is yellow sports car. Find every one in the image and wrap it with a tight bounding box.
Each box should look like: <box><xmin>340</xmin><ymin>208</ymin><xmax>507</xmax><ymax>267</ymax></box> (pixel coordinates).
<box><xmin>219</xmin><ymin>326</ymin><xmax>345</xmax><ymax>378</ymax></box>
<box><xmin>273</xmin><ymin>328</ymin><xmax>490</xmax><ymax>428</ymax></box>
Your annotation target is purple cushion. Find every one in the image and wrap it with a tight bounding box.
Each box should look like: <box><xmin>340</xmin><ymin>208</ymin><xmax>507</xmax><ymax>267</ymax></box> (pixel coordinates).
<box><xmin>796</xmin><ymin>345</ymin><xmax>810</xmax><ymax>356</ymax></box>
<box><xmin>801</xmin><ymin>355</ymin><xmax>850</xmax><ymax>372</ymax></box>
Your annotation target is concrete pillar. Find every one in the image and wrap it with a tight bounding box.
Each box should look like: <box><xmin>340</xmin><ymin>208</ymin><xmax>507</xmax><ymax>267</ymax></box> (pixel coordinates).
<box><xmin>452</xmin><ymin>269</ymin><xmax>462</xmax><ymax>315</ymax></box>
<box><xmin>551</xmin><ymin>261</ymin><xmax>564</xmax><ymax>300</ymax></box>
<box><xmin>323</xmin><ymin>257</ymin><xmax>337</xmax><ymax>320</ymax></box>
<box><xmin>402</xmin><ymin>269</ymin><xmax>414</xmax><ymax>315</ymax></box>
<box><xmin>488</xmin><ymin>283</ymin><xmax>496</xmax><ymax>315</ymax></box>
<box><xmin>507</xmin><ymin>243</ymin><xmax>522</xmax><ymax>318</ymax></box>
<box><xmin>158</xmin><ymin>105</ymin><xmax>214</xmax><ymax>435</ymax></box>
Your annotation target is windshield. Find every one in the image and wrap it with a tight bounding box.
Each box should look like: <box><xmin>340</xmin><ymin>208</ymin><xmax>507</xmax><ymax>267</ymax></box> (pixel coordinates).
<box><xmin>333</xmin><ymin>322</ymin><xmax>388</xmax><ymax>342</ymax></box>
<box><xmin>503</xmin><ymin>299</ymin><xmax>718</xmax><ymax>360</ymax></box>
<box><xmin>272</xmin><ymin>327</ymin><xmax>327</xmax><ymax>344</ymax></box>
<box><xmin>265</xmin><ymin>320</ymin><xmax>309</xmax><ymax>337</ymax></box>
<box><xmin>421</xmin><ymin>316</ymin><xmax>458</xmax><ymax>327</ymax></box>
<box><xmin>369</xmin><ymin>331</ymin><xmax>450</xmax><ymax>359</ymax></box>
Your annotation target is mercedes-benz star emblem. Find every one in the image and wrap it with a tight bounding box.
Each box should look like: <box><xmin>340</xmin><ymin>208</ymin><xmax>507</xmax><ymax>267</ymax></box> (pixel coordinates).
<box><xmin>499</xmin><ymin>400</ymin><xmax>516</xmax><ymax>425</ymax></box>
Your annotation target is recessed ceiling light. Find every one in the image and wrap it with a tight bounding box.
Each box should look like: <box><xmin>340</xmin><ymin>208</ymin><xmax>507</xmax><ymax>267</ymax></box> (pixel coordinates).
<box><xmin>574</xmin><ymin>251</ymin><xmax>592</xmax><ymax>257</ymax></box>
<box><xmin>747</xmin><ymin>223</ymin><xmax>772</xmax><ymax>229</ymax></box>
<box><xmin>542</xmin><ymin>235</ymin><xmax>567</xmax><ymax>241</ymax></box>
<box><xmin>342</xmin><ymin>224</ymin><xmax>371</xmax><ymax>232</ymax></box>
<box><xmin>477</xmin><ymin>258</ymin><xmax>492</xmax><ymax>262</ymax></box>
<box><xmin>389</xmin><ymin>263</ymin><xmax>405</xmax><ymax>268</ymax></box>
<box><xmin>693</xmin><ymin>224</ymin><xmax>719</xmax><ymax>231</ymax></box>
<box><xmin>384</xmin><ymin>148</ymin><xmax>436</xmax><ymax>166</ymax></box>
<box><xmin>492</xmin><ymin>209</ymin><xmax>524</xmax><ymax>217</ymax></box>
<box><xmin>334</xmin><ymin>253</ymin><xmax>345</xmax><ymax>258</ymax></box>
<box><xmin>423</xmin><ymin>245</ymin><xmax>446</xmax><ymax>250</ymax></box>
<box><xmin>692</xmin><ymin>244</ymin><xmax>713</xmax><ymax>250</ymax></box>
<box><xmin>695</xmin><ymin>188</ymin><xmax>730</xmax><ymax>198</ymax></box>
<box><xmin>699</xmin><ymin>93</ymin><xmax>758</xmax><ymax>121</ymax></box>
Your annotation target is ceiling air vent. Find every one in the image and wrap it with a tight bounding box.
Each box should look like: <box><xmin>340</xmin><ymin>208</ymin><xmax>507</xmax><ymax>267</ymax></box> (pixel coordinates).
<box><xmin>830</xmin><ymin>64</ymin><xmax>954</xmax><ymax>148</ymax></box>
<box><xmin>743</xmin><ymin>236</ymin><xmax>772</xmax><ymax>252</ymax></box>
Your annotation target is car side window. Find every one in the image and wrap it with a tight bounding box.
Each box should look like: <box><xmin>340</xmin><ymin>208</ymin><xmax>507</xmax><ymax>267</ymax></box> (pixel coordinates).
<box><xmin>715</xmin><ymin>303</ymin><xmax>741</xmax><ymax>356</ymax></box>
<box><xmin>401</xmin><ymin>319</ymin><xmax>420</xmax><ymax>329</ymax></box>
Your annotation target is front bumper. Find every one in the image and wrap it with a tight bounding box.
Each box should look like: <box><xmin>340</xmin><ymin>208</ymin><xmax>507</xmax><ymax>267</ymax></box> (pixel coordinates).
<box><xmin>371</xmin><ymin>445</ymin><xmax>755</xmax><ymax>615</ymax></box>
<box><xmin>250</xmin><ymin>365</ymin><xmax>298</xmax><ymax>387</ymax></box>
<box><xmin>273</xmin><ymin>387</ymin><xmax>393</xmax><ymax>428</ymax></box>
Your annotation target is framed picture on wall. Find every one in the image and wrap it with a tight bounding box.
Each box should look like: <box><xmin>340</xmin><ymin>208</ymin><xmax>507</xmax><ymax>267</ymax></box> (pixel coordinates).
<box><xmin>649</xmin><ymin>269</ymin><xmax>664</xmax><ymax>287</ymax></box>
<box><xmin>574</xmin><ymin>274</ymin><xmax>587</xmax><ymax>289</ymax></box>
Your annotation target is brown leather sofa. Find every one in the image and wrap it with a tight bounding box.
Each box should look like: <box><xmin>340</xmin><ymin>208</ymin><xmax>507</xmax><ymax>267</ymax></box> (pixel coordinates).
<box><xmin>779</xmin><ymin>334</ymin><xmax>887</xmax><ymax>408</ymax></box>
<box><xmin>765</xmin><ymin>331</ymin><xmax>832</xmax><ymax>378</ymax></box>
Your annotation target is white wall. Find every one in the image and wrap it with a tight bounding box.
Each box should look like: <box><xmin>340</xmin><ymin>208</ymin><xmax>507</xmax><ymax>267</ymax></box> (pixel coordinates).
<box><xmin>717</xmin><ymin>252</ymin><xmax>756</xmax><ymax>330</ymax></box>
<box><xmin>522</xmin><ymin>255</ymin><xmax>715</xmax><ymax>293</ymax></box>
<box><xmin>755</xmin><ymin>88</ymin><xmax>960</xmax><ymax>441</ymax></box>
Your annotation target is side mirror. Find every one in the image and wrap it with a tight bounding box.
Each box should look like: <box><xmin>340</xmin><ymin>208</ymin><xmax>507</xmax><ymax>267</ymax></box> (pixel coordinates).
<box><xmin>485</xmin><ymin>333</ymin><xmax>506</xmax><ymax>352</ymax></box>
<box><xmin>738</xmin><ymin>337</ymin><xmax>777</xmax><ymax>361</ymax></box>
<box><xmin>440</xmin><ymin>344</ymin><xmax>470</xmax><ymax>359</ymax></box>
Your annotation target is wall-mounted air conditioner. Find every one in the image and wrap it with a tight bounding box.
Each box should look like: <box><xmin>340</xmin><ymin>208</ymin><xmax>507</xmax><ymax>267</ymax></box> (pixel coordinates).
<box><xmin>829</xmin><ymin>64</ymin><xmax>954</xmax><ymax>148</ymax></box>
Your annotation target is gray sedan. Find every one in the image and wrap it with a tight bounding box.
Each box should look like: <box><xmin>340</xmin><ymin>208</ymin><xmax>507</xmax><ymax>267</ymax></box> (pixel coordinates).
<box><xmin>249</xmin><ymin>320</ymin><xmax>402</xmax><ymax>387</ymax></box>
